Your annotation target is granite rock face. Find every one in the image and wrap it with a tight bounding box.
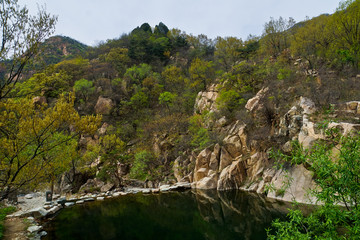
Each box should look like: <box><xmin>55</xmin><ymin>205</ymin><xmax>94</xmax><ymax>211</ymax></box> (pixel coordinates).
<box><xmin>173</xmin><ymin>87</ymin><xmax>359</xmax><ymax>204</ymax></box>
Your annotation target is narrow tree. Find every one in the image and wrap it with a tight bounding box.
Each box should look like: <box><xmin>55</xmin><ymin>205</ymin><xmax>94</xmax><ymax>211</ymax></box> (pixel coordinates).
<box><xmin>0</xmin><ymin>0</ymin><xmax>57</xmax><ymax>99</ymax></box>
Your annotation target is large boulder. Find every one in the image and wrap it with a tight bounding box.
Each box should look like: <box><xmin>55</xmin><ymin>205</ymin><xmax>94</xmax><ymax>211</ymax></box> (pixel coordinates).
<box><xmin>194</xmin><ymin>84</ymin><xmax>219</xmax><ymax>114</ymax></box>
<box><xmin>194</xmin><ymin>148</ymin><xmax>213</xmax><ymax>181</ymax></box>
<box><xmin>299</xmin><ymin>96</ymin><xmax>317</xmax><ymax>115</ymax></box>
<box><xmin>79</xmin><ymin>179</ymin><xmax>105</xmax><ymax>193</ymax></box>
<box><xmin>217</xmin><ymin>160</ymin><xmax>247</xmax><ymax>190</ymax></box>
<box><xmin>32</xmin><ymin>96</ymin><xmax>47</xmax><ymax>106</ymax></box>
<box><xmin>195</xmin><ymin>172</ymin><xmax>218</xmax><ymax>189</ymax></box>
<box><xmin>94</xmin><ymin>96</ymin><xmax>114</xmax><ymax>115</ymax></box>
<box><xmin>267</xmin><ymin>164</ymin><xmax>316</xmax><ymax>204</ymax></box>
<box><xmin>245</xmin><ymin>87</ymin><xmax>269</xmax><ymax>112</ymax></box>
<box><xmin>218</xmin><ymin>147</ymin><xmax>233</xmax><ymax>172</ymax></box>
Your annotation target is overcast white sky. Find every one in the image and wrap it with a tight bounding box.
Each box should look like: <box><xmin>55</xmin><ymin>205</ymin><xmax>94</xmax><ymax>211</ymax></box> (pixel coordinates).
<box><xmin>18</xmin><ymin>0</ymin><xmax>341</xmax><ymax>46</ymax></box>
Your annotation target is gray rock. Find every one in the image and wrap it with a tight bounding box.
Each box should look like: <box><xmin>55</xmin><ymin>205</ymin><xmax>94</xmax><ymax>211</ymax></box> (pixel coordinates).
<box><xmin>113</xmin><ymin>192</ymin><xmax>121</xmax><ymax>197</ymax></box>
<box><xmin>101</xmin><ymin>183</ymin><xmax>114</xmax><ymax>192</ymax></box>
<box><xmin>28</xmin><ymin>207</ymin><xmax>48</xmax><ymax>218</ymax></box>
<box><xmin>27</xmin><ymin>225</ymin><xmax>42</xmax><ymax>233</ymax></box>
<box><xmin>25</xmin><ymin>194</ymin><xmax>33</xmax><ymax>199</ymax></box>
<box><xmin>141</xmin><ymin>189</ymin><xmax>151</xmax><ymax>194</ymax></box>
<box><xmin>76</xmin><ymin>200</ymin><xmax>84</xmax><ymax>204</ymax></box>
<box><xmin>96</xmin><ymin>197</ymin><xmax>105</xmax><ymax>201</ymax></box>
<box><xmin>65</xmin><ymin>202</ymin><xmax>75</xmax><ymax>207</ymax></box>
<box><xmin>48</xmin><ymin>206</ymin><xmax>61</xmax><ymax>215</ymax></box>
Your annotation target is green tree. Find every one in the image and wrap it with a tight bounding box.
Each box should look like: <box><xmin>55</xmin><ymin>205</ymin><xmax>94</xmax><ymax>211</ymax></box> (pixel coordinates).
<box><xmin>188</xmin><ymin>114</ymin><xmax>212</xmax><ymax>149</ymax></box>
<box><xmin>154</xmin><ymin>22</ymin><xmax>169</xmax><ymax>35</ymax></box>
<box><xmin>158</xmin><ymin>91</ymin><xmax>176</xmax><ymax>110</ymax></box>
<box><xmin>330</xmin><ymin>0</ymin><xmax>360</xmax><ymax>68</ymax></box>
<box><xmin>0</xmin><ymin>93</ymin><xmax>102</xmax><ymax>200</ymax></box>
<box><xmin>124</xmin><ymin>63</ymin><xmax>152</xmax><ymax>85</ymax></box>
<box><xmin>260</xmin><ymin>17</ymin><xmax>296</xmax><ymax>57</ymax></box>
<box><xmin>268</xmin><ymin>134</ymin><xmax>360</xmax><ymax>239</ymax></box>
<box><xmin>74</xmin><ymin>78</ymin><xmax>95</xmax><ymax>102</ymax></box>
<box><xmin>0</xmin><ymin>0</ymin><xmax>57</xmax><ymax>100</ymax></box>
<box><xmin>161</xmin><ymin>65</ymin><xmax>186</xmax><ymax>94</ymax></box>
<box><xmin>105</xmin><ymin>47</ymin><xmax>131</xmax><ymax>74</ymax></box>
<box><xmin>129</xmin><ymin>150</ymin><xmax>154</xmax><ymax>180</ymax></box>
<box><xmin>215</xmin><ymin>36</ymin><xmax>244</xmax><ymax>71</ymax></box>
<box><xmin>291</xmin><ymin>15</ymin><xmax>331</xmax><ymax>69</ymax></box>
<box><xmin>14</xmin><ymin>70</ymin><xmax>71</xmax><ymax>98</ymax></box>
<box><xmin>189</xmin><ymin>57</ymin><xmax>215</xmax><ymax>91</ymax></box>
<box><xmin>130</xmin><ymin>91</ymin><xmax>149</xmax><ymax>109</ymax></box>
<box><xmin>186</xmin><ymin>34</ymin><xmax>215</xmax><ymax>59</ymax></box>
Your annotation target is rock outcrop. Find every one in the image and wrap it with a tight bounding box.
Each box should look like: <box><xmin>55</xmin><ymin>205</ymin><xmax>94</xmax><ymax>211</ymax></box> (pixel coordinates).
<box><xmin>194</xmin><ymin>84</ymin><xmax>219</xmax><ymax>114</ymax></box>
<box><xmin>94</xmin><ymin>96</ymin><xmax>114</xmax><ymax>115</ymax></box>
<box><xmin>174</xmin><ymin>87</ymin><xmax>360</xmax><ymax>204</ymax></box>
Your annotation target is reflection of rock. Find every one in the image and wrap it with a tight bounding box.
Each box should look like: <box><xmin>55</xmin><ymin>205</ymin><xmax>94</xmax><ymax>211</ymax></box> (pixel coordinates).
<box><xmin>194</xmin><ymin>189</ymin><xmax>292</xmax><ymax>240</ymax></box>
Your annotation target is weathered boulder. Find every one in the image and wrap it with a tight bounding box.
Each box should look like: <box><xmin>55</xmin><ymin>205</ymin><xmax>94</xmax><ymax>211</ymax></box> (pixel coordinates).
<box><xmin>246</xmin><ymin>152</ymin><xmax>268</xmax><ymax>181</ymax></box>
<box><xmin>299</xmin><ymin>96</ymin><xmax>317</xmax><ymax>114</ymax></box>
<box><xmin>245</xmin><ymin>87</ymin><xmax>269</xmax><ymax>112</ymax></box>
<box><xmin>223</xmin><ymin>135</ymin><xmax>242</xmax><ymax>158</ymax></box>
<box><xmin>194</xmin><ymin>148</ymin><xmax>212</xmax><ymax>181</ymax></box>
<box><xmin>195</xmin><ymin>172</ymin><xmax>218</xmax><ymax>189</ymax></box>
<box><xmin>194</xmin><ymin>84</ymin><xmax>219</xmax><ymax>114</ymax></box>
<box><xmin>267</xmin><ymin>164</ymin><xmax>316</xmax><ymax>203</ymax></box>
<box><xmin>173</xmin><ymin>157</ymin><xmax>183</xmax><ymax>182</ymax></box>
<box><xmin>327</xmin><ymin>122</ymin><xmax>360</xmax><ymax>136</ymax></box>
<box><xmin>94</xmin><ymin>96</ymin><xmax>114</xmax><ymax>115</ymax></box>
<box><xmin>32</xmin><ymin>96</ymin><xmax>47</xmax><ymax>106</ymax></box>
<box><xmin>217</xmin><ymin>160</ymin><xmax>247</xmax><ymax>190</ymax></box>
<box><xmin>27</xmin><ymin>207</ymin><xmax>48</xmax><ymax>218</ymax></box>
<box><xmin>79</xmin><ymin>179</ymin><xmax>105</xmax><ymax>193</ymax></box>
<box><xmin>219</xmin><ymin>147</ymin><xmax>233</xmax><ymax>172</ymax></box>
<box><xmin>97</xmin><ymin>122</ymin><xmax>109</xmax><ymax>136</ymax></box>
<box><xmin>208</xmin><ymin>144</ymin><xmax>221</xmax><ymax>171</ymax></box>
<box><xmin>101</xmin><ymin>183</ymin><xmax>114</xmax><ymax>192</ymax></box>
<box><xmin>28</xmin><ymin>225</ymin><xmax>43</xmax><ymax>233</ymax></box>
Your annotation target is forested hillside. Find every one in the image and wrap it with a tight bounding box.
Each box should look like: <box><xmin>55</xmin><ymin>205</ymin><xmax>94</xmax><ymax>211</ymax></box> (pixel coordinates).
<box><xmin>2</xmin><ymin>0</ymin><xmax>359</xmax><ymax>193</ymax></box>
<box><xmin>1</xmin><ymin>0</ymin><xmax>360</xmax><ymax>238</ymax></box>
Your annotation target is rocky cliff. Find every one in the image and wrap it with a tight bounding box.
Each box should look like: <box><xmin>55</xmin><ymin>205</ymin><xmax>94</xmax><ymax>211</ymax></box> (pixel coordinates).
<box><xmin>174</xmin><ymin>86</ymin><xmax>360</xmax><ymax>204</ymax></box>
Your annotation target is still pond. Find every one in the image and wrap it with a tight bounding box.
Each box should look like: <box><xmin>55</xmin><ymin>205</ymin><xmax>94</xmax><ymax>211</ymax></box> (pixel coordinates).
<box><xmin>44</xmin><ymin>190</ymin><xmax>292</xmax><ymax>240</ymax></box>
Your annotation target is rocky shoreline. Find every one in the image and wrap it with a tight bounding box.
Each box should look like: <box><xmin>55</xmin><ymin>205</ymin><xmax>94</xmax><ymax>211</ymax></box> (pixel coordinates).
<box><xmin>4</xmin><ymin>182</ymin><xmax>191</xmax><ymax>239</ymax></box>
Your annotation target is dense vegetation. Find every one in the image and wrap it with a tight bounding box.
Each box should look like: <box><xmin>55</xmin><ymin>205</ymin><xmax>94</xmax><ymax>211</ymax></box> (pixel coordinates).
<box><xmin>0</xmin><ymin>0</ymin><xmax>359</xmax><ymax>238</ymax></box>
<box><xmin>268</xmin><ymin>134</ymin><xmax>360</xmax><ymax>239</ymax></box>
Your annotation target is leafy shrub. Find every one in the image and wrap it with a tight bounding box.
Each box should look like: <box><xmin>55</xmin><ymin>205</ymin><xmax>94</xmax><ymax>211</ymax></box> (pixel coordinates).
<box><xmin>268</xmin><ymin>134</ymin><xmax>360</xmax><ymax>239</ymax></box>
<box><xmin>188</xmin><ymin>114</ymin><xmax>212</xmax><ymax>149</ymax></box>
<box><xmin>129</xmin><ymin>151</ymin><xmax>154</xmax><ymax>180</ymax></box>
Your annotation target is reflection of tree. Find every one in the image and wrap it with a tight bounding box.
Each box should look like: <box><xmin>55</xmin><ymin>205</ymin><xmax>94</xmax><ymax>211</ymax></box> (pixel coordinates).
<box><xmin>194</xmin><ymin>189</ymin><xmax>291</xmax><ymax>240</ymax></box>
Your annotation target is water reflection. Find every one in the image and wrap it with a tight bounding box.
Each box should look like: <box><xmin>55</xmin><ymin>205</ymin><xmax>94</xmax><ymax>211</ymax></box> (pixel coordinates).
<box><xmin>44</xmin><ymin>190</ymin><xmax>291</xmax><ymax>240</ymax></box>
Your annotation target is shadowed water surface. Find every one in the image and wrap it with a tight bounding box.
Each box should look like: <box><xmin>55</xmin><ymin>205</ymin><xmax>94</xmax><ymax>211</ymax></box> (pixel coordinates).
<box><xmin>44</xmin><ymin>190</ymin><xmax>291</xmax><ymax>240</ymax></box>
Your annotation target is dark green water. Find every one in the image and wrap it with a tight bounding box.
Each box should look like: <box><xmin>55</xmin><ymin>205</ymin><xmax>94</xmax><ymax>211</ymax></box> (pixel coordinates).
<box><xmin>44</xmin><ymin>190</ymin><xmax>291</xmax><ymax>240</ymax></box>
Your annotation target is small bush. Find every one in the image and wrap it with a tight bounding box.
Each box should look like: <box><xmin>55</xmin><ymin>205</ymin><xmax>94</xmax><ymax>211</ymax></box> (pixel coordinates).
<box><xmin>129</xmin><ymin>151</ymin><xmax>154</xmax><ymax>180</ymax></box>
<box><xmin>0</xmin><ymin>206</ymin><xmax>16</xmax><ymax>238</ymax></box>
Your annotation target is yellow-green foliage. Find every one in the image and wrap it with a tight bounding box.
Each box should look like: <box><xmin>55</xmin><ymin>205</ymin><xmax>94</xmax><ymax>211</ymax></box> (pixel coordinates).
<box><xmin>0</xmin><ymin>92</ymin><xmax>102</xmax><ymax>195</ymax></box>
